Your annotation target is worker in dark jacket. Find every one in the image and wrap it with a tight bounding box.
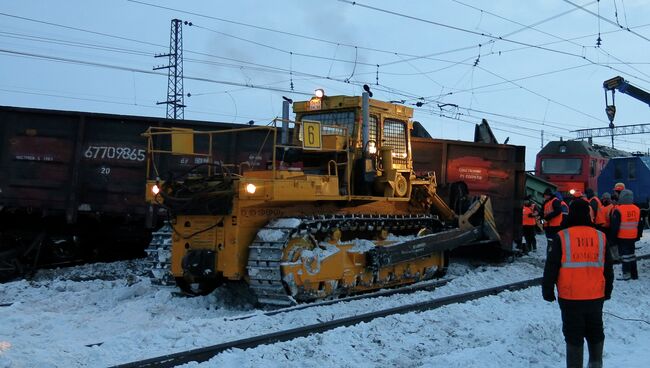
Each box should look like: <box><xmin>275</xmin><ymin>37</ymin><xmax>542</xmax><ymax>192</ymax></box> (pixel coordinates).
<box><xmin>543</xmin><ymin>199</ymin><xmax>614</xmax><ymax>368</ymax></box>
<box><xmin>543</xmin><ymin>188</ymin><xmax>564</xmax><ymax>240</ymax></box>
<box><xmin>609</xmin><ymin>189</ymin><xmax>644</xmax><ymax>280</ymax></box>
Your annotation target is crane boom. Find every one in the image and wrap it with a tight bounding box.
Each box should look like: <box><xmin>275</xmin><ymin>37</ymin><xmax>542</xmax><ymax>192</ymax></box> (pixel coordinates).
<box><xmin>603</xmin><ymin>76</ymin><xmax>650</xmax><ymax>124</ymax></box>
<box><xmin>604</xmin><ymin>76</ymin><xmax>650</xmax><ymax>106</ymax></box>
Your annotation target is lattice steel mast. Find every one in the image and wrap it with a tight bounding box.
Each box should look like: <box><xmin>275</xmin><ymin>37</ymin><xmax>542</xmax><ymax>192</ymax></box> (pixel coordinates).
<box><xmin>154</xmin><ymin>19</ymin><xmax>186</xmax><ymax>120</ymax></box>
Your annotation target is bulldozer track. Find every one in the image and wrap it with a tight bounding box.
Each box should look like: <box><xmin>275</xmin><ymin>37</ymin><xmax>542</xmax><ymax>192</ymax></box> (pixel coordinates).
<box><xmin>246</xmin><ymin>214</ymin><xmax>442</xmax><ymax>306</ymax></box>
<box><xmin>110</xmin><ymin>277</ymin><xmax>544</xmax><ymax>368</ymax></box>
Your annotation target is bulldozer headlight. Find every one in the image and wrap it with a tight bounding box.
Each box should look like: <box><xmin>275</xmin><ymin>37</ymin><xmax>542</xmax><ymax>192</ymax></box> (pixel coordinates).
<box><xmin>367</xmin><ymin>141</ymin><xmax>377</xmax><ymax>155</ymax></box>
<box><xmin>152</xmin><ymin>184</ymin><xmax>160</xmax><ymax>195</ymax></box>
<box><xmin>246</xmin><ymin>183</ymin><xmax>257</xmax><ymax>194</ymax></box>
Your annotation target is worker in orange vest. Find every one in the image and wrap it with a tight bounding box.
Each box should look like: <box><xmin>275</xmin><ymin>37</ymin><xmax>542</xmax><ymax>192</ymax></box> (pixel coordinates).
<box><xmin>600</xmin><ymin>193</ymin><xmax>614</xmax><ymax>234</ymax></box>
<box><xmin>609</xmin><ymin>189</ymin><xmax>643</xmax><ymax>280</ymax></box>
<box><xmin>543</xmin><ymin>199</ymin><xmax>614</xmax><ymax>368</ymax></box>
<box><xmin>586</xmin><ymin>188</ymin><xmax>606</xmax><ymax>230</ymax></box>
<box><xmin>611</xmin><ymin>182</ymin><xmax>625</xmax><ymax>204</ymax></box>
<box><xmin>522</xmin><ymin>195</ymin><xmax>539</xmax><ymax>253</ymax></box>
<box><xmin>543</xmin><ymin>188</ymin><xmax>564</xmax><ymax>240</ymax></box>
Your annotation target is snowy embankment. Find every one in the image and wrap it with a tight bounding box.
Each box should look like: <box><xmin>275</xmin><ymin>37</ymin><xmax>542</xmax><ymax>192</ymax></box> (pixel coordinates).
<box><xmin>0</xmin><ymin>232</ymin><xmax>648</xmax><ymax>367</ymax></box>
<box><xmin>184</xmin><ymin>260</ymin><xmax>650</xmax><ymax>368</ymax></box>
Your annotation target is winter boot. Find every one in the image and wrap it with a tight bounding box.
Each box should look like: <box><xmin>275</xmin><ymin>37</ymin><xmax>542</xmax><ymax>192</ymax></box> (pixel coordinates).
<box><xmin>631</xmin><ymin>262</ymin><xmax>638</xmax><ymax>280</ymax></box>
<box><xmin>566</xmin><ymin>343</ymin><xmax>584</xmax><ymax>368</ymax></box>
<box><xmin>617</xmin><ymin>272</ymin><xmax>631</xmax><ymax>281</ymax></box>
<box><xmin>587</xmin><ymin>341</ymin><xmax>603</xmax><ymax>368</ymax></box>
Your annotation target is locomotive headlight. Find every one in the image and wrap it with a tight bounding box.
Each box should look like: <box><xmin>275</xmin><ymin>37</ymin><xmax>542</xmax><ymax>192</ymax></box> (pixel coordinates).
<box><xmin>152</xmin><ymin>184</ymin><xmax>160</xmax><ymax>195</ymax></box>
<box><xmin>245</xmin><ymin>183</ymin><xmax>257</xmax><ymax>194</ymax></box>
<box><xmin>314</xmin><ymin>88</ymin><xmax>325</xmax><ymax>98</ymax></box>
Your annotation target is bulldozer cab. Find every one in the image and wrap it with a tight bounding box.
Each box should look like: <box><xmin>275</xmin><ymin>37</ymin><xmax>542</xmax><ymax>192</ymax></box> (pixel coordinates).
<box><xmin>292</xmin><ymin>93</ymin><xmax>415</xmax><ymax>198</ymax></box>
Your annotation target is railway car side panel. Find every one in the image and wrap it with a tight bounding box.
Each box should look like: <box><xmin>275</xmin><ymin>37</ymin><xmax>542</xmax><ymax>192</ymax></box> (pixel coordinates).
<box><xmin>412</xmin><ymin>138</ymin><xmax>526</xmax><ymax>250</ymax></box>
<box><xmin>77</xmin><ymin>116</ymin><xmax>149</xmax><ymax>217</ymax></box>
<box><xmin>0</xmin><ymin>109</ymin><xmax>78</xmax><ymax>213</ymax></box>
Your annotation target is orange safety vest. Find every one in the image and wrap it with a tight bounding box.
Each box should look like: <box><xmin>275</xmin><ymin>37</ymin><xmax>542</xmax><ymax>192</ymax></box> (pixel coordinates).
<box><xmin>601</xmin><ymin>204</ymin><xmax>613</xmax><ymax>228</ymax></box>
<box><xmin>522</xmin><ymin>206</ymin><xmax>536</xmax><ymax>226</ymax></box>
<box><xmin>557</xmin><ymin>226</ymin><xmax>606</xmax><ymax>300</ymax></box>
<box><xmin>544</xmin><ymin>198</ymin><xmax>562</xmax><ymax>227</ymax></box>
<box><xmin>590</xmin><ymin>197</ymin><xmax>606</xmax><ymax>225</ymax></box>
<box><xmin>616</xmin><ymin>204</ymin><xmax>641</xmax><ymax>239</ymax></box>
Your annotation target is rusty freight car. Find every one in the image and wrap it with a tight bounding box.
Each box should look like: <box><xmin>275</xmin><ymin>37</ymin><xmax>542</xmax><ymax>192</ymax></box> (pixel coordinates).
<box><xmin>411</xmin><ymin>137</ymin><xmax>527</xmax><ymax>251</ymax></box>
<box><xmin>0</xmin><ymin>105</ymin><xmax>272</xmax><ymax>280</ymax></box>
<box><xmin>1</xmin><ymin>104</ymin><xmax>524</xmax><ymax>280</ymax></box>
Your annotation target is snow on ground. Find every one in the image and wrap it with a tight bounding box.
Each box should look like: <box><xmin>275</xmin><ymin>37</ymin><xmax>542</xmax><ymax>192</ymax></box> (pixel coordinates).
<box><xmin>0</xmin><ymin>231</ymin><xmax>648</xmax><ymax>367</ymax></box>
<box><xmin>184</xmin><ymin>260</ymin><xmax>650</xmax><ymax>368</ymax></box>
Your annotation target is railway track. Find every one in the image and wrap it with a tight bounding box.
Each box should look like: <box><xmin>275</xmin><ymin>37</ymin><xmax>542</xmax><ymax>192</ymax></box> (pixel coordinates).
<box><xmin>226</xmin><ymin>277</ymin><xmax>452</xmax><ymax>321</ymax></box>
<box><xmin>109</xmin><ymin>253</ymin><xmax>650</xmax><ymax>368</ymax></box>
<box><xmin>111</xmin><ymin>277</ymin><xmax>543</xmax><ymax>368</ymax></box>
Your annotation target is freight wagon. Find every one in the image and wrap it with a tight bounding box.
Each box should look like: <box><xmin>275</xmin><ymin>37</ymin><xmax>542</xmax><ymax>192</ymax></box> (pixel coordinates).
<box><xmin>1</xmin><ymin>105</ymin><xmax>525</xmax><ymax>280</ymax></box>
<box><xmin>411</xmin><ymin>137</ymin><xmax>527</xmax><ymax>251</ymax></box>
<box><xmin>0</xmin><ymin>106</ymin><xmax>272</xmax><ymax>280</ymax></box>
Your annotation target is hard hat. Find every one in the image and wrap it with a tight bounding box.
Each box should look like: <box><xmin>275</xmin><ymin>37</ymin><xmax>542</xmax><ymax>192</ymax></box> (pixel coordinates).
<box><xmin>613</xmin><ymin>182</ymin><xmax>625</xmax><ymax>191</ymax></box>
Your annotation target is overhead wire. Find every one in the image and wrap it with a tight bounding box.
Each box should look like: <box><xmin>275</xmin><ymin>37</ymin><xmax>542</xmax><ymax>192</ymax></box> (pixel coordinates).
<box><xmin>338</xmin><ymin>0</ymin><xmax>600</xmax><ymax>61</ymax></box>
<box><xmin>2</xmin><ymin>6</ymin><xmax>648</xmax><ymax>150</ymax></box>
<box><xmin>0</xmin><ymin>43</ymin><xmax>603</xmax><ymax>140</ymax></box>
<box><xmin>0</xmin><ymin>48</ymin><xmax>315</xmax><ymax>96</ymax></box>
<box><xmin>449</xmin><ymin>0</ymin><xmax>650</xmax><ymax>80</ymax></box>
<box><xmin>561</xmin><ymin>0</ymin><xmax>650</xmax><ymax>43</ymax></box>
<box><xmin>191</xmin><ymin>24</ymin><xmax>376</xmax><ymax>67</ymax></box>
<box><xmin>340</xmin><ymin>1</ymin><xmax>650</xmax><ymax>85</ymax></box>
<box><xmin>0</xmin><ymin>87</ymin><xmax>270</xmax><ymax>121</ymax></box>
<box><xmin>125</xmin><ymin>0</ymin><xmax>471</xmax><ymax>67</ymax></box>
<box><xmin>379</xmin><ymin>0</ymin><xmax>597</xmax><ymax>68</ymax></box>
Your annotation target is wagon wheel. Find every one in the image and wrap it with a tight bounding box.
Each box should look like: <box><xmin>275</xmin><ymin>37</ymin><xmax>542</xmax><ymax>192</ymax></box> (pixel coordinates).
<box><xmin>175</xmin><ymin>277</ymin><xmax>221</xmax><ymax>296</ymax></box>
<box><xmin>0</xmin><ymin>249</ymin><xmax>24</xmax><ymax>282</ymax></box>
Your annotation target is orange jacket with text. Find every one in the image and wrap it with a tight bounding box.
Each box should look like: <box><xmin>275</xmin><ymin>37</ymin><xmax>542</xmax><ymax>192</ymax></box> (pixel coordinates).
<box><xmin>615</xmin><ymin>204</ymin><xmax>641</xmax><ymax>239</ymax></box>
<box><xmin>557</xmin><ymin>226</ymin><xmax>606</xmax><ymax>300</ymax></box>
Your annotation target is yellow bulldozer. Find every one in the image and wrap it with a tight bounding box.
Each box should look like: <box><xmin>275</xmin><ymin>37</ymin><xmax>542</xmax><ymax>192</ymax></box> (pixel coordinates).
<box><xmin>144</xmin><ymin>89</ymin><xmax>499</xmax><ymax>305</ymax></box>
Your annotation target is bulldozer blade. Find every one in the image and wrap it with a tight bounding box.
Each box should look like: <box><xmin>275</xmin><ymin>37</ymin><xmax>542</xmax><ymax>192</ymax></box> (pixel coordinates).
<box><xmin>367</xmin><ymin>226</ymin><xmax>484</xmax><ymax>270</ymax></box>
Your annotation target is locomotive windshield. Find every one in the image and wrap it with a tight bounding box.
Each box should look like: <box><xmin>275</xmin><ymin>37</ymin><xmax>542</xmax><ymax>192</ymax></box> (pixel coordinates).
<box><xmin>541</xmin><ymin>158</ymin><xmax>582</xmax><ymax>174</ymax></box>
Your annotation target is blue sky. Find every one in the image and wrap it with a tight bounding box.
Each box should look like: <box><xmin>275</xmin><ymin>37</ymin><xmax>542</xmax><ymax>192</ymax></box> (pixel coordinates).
<box><xmin>1</xmin><ymin>0</ymin><xmax>649</xmax><ymax>169</ymax></box>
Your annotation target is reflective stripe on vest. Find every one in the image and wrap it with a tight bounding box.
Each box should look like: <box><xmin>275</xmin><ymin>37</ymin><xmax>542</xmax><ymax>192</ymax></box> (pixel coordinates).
<box><xmin>544</xmin><ymin>198</ymin><xmax>562</xmax><ymax>227</ymax></box>
<box><xmin>560</xmin><ymin>229</ymin><xmax>605</xmax><ymax>268</ymax></box>
<box><xmin>557</xmin><ymin>226</ymin><xmax>606</xmax><ymax>300</ymax></box>
<box><xmin>616</xmin><ymin>204</ymin><xmax>640</xmax><ymax>239</ymax></box>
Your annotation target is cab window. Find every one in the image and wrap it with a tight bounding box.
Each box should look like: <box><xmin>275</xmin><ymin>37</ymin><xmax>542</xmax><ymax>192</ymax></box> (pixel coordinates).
<box><xmin>382</xmin><ymin>119</ymin><xmax>407</xmax><ymax>159</ymax></box>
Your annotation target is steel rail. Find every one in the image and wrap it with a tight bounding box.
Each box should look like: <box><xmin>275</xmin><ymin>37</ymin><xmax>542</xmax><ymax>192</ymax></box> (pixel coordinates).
<box><xmin>111</xmin><ymin>277</ymin><xmax>543</xmax><ymax>368</ymax></box>
<box><xmin>110</xmin><ymin>253</ymin><xmax>650</xmax><ymax>368</ymax></box>
<box><xmin>226</xmin><ymin>277</ymin><xmax>452</xmax><ymax>321</ymax></box>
